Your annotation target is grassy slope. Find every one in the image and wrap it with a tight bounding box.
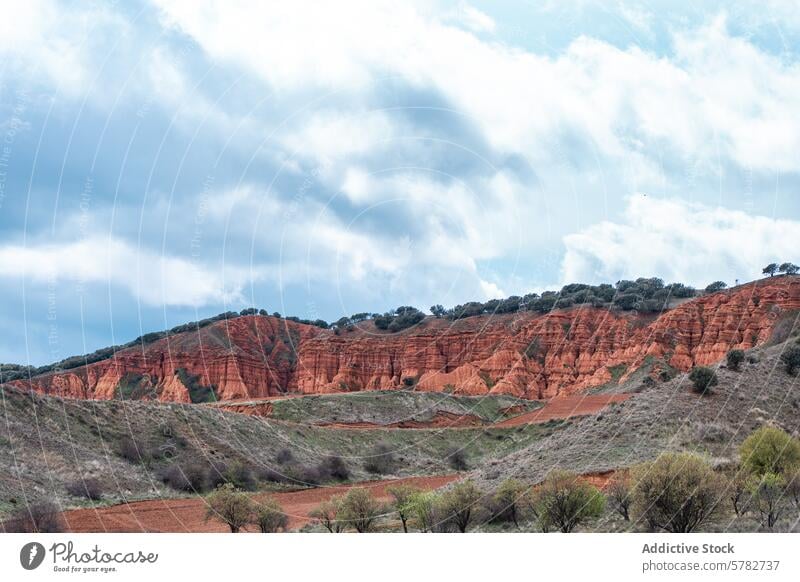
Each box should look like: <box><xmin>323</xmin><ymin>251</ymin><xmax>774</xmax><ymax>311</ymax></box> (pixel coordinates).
<box><xmin>0</xmin><ymin>385</ymin><xmax>561</xmax><ymax>518</ymax></box>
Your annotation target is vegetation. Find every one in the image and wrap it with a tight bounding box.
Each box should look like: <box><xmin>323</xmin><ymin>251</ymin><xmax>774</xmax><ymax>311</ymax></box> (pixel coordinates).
<box><xmin>762</xmin><ymin>263</ymin><xmax>779</xmax><ymax>277</ymax></box>
<box><xmin>437</xmin><ymin>480</ymin><xmax>483</xmax><ymax>533</ymax></box>
<box><xmin>739</xmin><ymin>425</ymin><xmax>800</xmax><ymax>477</ymax></box>
<box><xmin>363</xmin><ymin>441</ymin><xmax>396</xmax><ymax>475</ymax></box>
<box><xmin>530</xmin><ymin>470</ymin><xmax>605</xmax><ymax>533</ymax></box>
<box><xmin>631</xmin><ymin>452</ymin><xmax>722</xmax><ymax>533</ymax></box>
<box><xmin>606</xmin><ymin>473</ymin><xmax>632</xmax><ymax>521</ymax></box>
<box><xmin>204</xmin><ymin>484</ymin><xmax>253</xmax><ymax>533</ymax></box>
<box><xmin>779</xmin><ymin>345</ymin><xmax>800</xmax><ymax>375</ymax></box>
<box><xmin>253</xmin><ymin>498</ymin><xmax>289</xmax><ymax>533</ymax></box>
<box><xmin>704</xmin><ymin>281</ymin><xmax>727</xmax><ymax>293</ymax></box>
<box><xmin>65</xmin><ymin>477</ymin><xmax>103</xmax><ymax>501</ymax></box>
<box><xmin>779</xmin><ymin>262</ymin><xmax>799</xmax><ymax>275</ymax></box>
<box><xmin>387</xmin><ymin>484</ymin><xmax>420</xmax><ymax>533</ymax></box>
<box><xmin>339</xmin><ymin>488</ymin><xmax>384</xmax><ymax>532</ymax></box>
<box><xmin>446</xmin><ymin>447</ymin><xmax>469</xmax><ymax>471</ymax></box>
<box><xmin>488</xmin><ymin>478</ymin><xmax>527</xmax><ymax>527</ymax></box>
<box><xmin>310</xmin><ymin>496</ymin><xmax>345</xmax><ymax>533</ymax></box>
<box><xmin>408</xmin><ymin>490</ymin><xmax>438</xmax><ymax>533</ymax></box>
<box><xmin>747</xmin><ymin>472</ymin><xmax>785</xmax><ymax>529</ymax></box>
<box><xmin>2</xmin><ymin>502</ymin><xmax>64</xmax><ymax>533</ymax></box>
<box><xmin>689</xmin><ymin>366</ymin><xmax>718</xmax><ymax>394</ymax></box>
<box><xmin>726</xmin><ymin>349</ymin><xmax>745</xmax><ymax>371</ymax></box>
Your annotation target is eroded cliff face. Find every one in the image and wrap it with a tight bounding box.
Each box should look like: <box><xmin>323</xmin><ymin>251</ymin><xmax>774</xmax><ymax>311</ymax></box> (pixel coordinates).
<box><xmin>15</xmin><ymin>277</ymin><xmax>800</xmax><ymax>402</ymax></box>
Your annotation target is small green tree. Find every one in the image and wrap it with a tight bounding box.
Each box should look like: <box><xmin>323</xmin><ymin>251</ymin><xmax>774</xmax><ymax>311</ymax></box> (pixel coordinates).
<box><xmin>728</xmin><ymin>472</ymin><xmax>750</xmax><ymax>517</ymax></box>
<box><xmin>739</xmin><ymin>425</ymin><xmax>800</xmax><ymax>477</ymax></box>
<box><xmin>253</xmin><ymin>498</ymin><xmax>288</xmax><ymax>532</ymax></box>
<box><xmin>309</xmin><ymin>495</ymin><xmax>345</xmax><ymax>533</ymax></box>
<box><xmin>689</xmin><ymin>366</ymin><xmax>718</xmax><ymax>394</ymax></box>
<box><xmin>780</xmin><ymin>345</ymin><xmax>800</xmax><ymax>375</ymax></box>
<box><xmin>204</xmin><ymin>483</ymin><xmax>253</xmax><ymax>533</ymax></box>
<box><xmin>339</xmin><ymin>488</ymin><xmax>383</xmax><ymax>533</ymax></box>
<box><xmin>632</xmin><ymin>453</ymin><xmax>722</xmax><ymax>533</ymax></box>
<box><xmin>430</xmin><ymin>304</ymin><xmax>446</xmax><ymax>318</ymax></box>
<box><xmin>726</xmin><ymin>349</ymin><xmax>745</xmax><ymax>371</ymax></box>
<box><xmin>532</xmin><ymin>470</ymin><xmax>606</xmax><ymax>533</ymax></box>
<box><xmin>705</xmin><ymin>281</ymin><xmax>727</xmax><ymax>293</ymax></box>
<box><xmin>490</xmin><ymin>478</ymin><xmax>527</xmax><ymax>527</ymax></box>
<box><xmin>607</xmin><ymin>473</ymin><xmax>632</xmax><ymax>521</ymax></box>
<box><xmin>387</xmin><ymin>484</ymin><xmax>419</xmax><ymax>533</ymax></box>
<box><xmin>408</xmin><ymin>490</ymin><xmax>438</xmax><ymax>533</ymax></box>
<box><xmin>779</xmin><ymin>262</ymin><xmax>799</xmax><ymax>275</ymax></box>
<box><xmin>747</xmin><ymin>473</ymin><xmax>785</xmax><ymax>529</ymax></box>
<box><xmin>438</xmin><ymin>480</ymin><xmax>483</xmax><ymax>533</ymax></box>
<box><xmin>762</xmin><ymin>263</ymin><xmax>779</xmax><ymax>277</ymax></box>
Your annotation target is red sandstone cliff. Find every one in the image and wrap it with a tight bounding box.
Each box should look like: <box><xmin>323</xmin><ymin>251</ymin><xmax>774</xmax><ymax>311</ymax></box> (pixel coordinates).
<box><xmin>14</xmin><ymin>277</ymin><xmax>800</xmax><ymax>402</ymax></box>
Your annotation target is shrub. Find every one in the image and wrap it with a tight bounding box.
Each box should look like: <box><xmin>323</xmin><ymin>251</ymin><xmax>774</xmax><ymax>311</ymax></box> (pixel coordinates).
<box><xmin>728</xmin><ymin>472</ymin><xmax>751</xmax><ymax>517</ymax></box>
<box><xmin>253</xmin><ymin>498</ymin><xmax>288</xmax><ymax>533</ymax></box>
<box><xmin>159</xmin><ymin>463</ymin><xmax>208</xmax><ymax>492</ymax></box>
<box><xmin>275</xmin><ymin>448</ymin><xmax>294</xmax><ymax>464</ymax></box>
<box><xmin>531</xmin><ymin>470</ymin><xmax>605</xmax><ymax>533</ymax></box>
<box><xmin>786</xmin><ymin>467</ymin><xmax>800</xmax><ymax>509</ymax></box>
<box><xmin>119</xmin><ymin>436</ymin><xmax>150</xmax><ymax>464</ymax></box>
<box><xmin>257</xmin><ymin>466</ymin><xmax>289</xmax><ymax>484</ymax></box>
<box><xmin>606</xmin><ymin>473</ymin><xmax>631</xmax><ymax>521</ymax></box>
<box><xmin>66</xmin><ymin>477</ymin><xmax>103</xmax><ymax>501</ymax></box>
<box><xmin>319</xmin><ymin>455</ymin><xmax>350</xmax><ymax>481</ymax></box>
<box><xmin>2</xmin><ymin>502</ymin><xmax>64</xmax><ymax>533</ymax></box>
<box><xmin>339</xmin><ymin>488</ymin><xmax>384</xmax><ymax>532</ymax></box>
<box><xmin>437</xmin><ymin>480</ymin><xmax>483</xmax><ymax>533</ymax></box>
<box><xmin>489</xmin><ymin>478</ymin><xmax>527</xmax><ymax>527</ymax></box>
<box><xmin>747</xmin><ymin>473</ymin><xmax>785</xmax><ymax>529</ymax></box>
<box><xmin>363</xmin><ymin>442</ymin><xmax>396</xmax><ymax>475</ymax></box>
<box><xmin>445</xmin><ymin>448</ymin><xmax>469</xmax><ymax>471</ymax></box>
<box><xmin>222</xmin><ymin>461</ymin><xmax>257</xmax><ymax>491</ymax></box>
<box><xmin>310</xmin><ymin>495</ymin><xmax>345</xmax><ymax>533</ymax></box>
<box><xmin>688</xmin><ymin>366</ymin><xmax>718</xmax><ymax>394</ymax></box>
<box><xmin>705</xmin><ymin>281</ymin><xmax>727</xmax><ymax>293</ymax></box>
<box><xmin>204</xmin><ymin>484</ymin><xmax>253</xmax><ymax>533</ymax></box>
<box><xmin>739</xmin><ymin>425</ymin><xmax>800</xmax><ymax>477</ymax></box>
<box><xmin>408</xmin><ymin>490</ymin><xmax>439</xmax><ymax>533</ymax></box>
<box><xmin>726</xmin><ymin>349</ymin><xmax>745</xmax><ymax>371</ymax></box>
<box><xmin>780</xmin><ymin>345</ymin><xmax>800</xmax><ymax>375</ymax></box>
<box><xmin>387</xmin><ymin>484</ymin><xmax>420</xmax><ymax>533</ymax></box>
<box><xmin>631</xmin><ymin>452</ymin><xmax>722</xmax><ymax>532</ymax></box>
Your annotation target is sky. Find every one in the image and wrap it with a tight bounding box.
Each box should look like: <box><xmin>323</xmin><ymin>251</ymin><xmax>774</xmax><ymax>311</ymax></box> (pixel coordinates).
<box><xmin>1</xmin><ymin>0</ymin><xmax>800</xmax><ymax>365</ymax></box>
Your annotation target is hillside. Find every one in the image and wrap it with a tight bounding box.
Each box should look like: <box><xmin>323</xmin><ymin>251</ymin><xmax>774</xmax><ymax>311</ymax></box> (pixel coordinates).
<box><xmin>11</xmin><ymin>277</ymin><xmax>800</xmax><ymax>403</ymax></box>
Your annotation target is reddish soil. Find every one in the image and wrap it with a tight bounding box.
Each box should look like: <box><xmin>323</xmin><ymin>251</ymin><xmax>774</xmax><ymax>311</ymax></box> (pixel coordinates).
<box><xmin>60</xmin><ymin>474</ymin><xmax>459</xmax><ymax>533</ymax></box>
<box><xmin>317</xmin><ymin>411</ymin><xmax>486</xmax><ymax>430</ymax></box>
<box><xmin>495</xmin><ymin>394</ymin><xmax>631</xmax><ymax>427</ymax></box>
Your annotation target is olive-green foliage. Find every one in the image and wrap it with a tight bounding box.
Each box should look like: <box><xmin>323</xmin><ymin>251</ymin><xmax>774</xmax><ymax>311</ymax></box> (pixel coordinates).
<box><xmin>408</xmin><ymin>490</ymin><xmax>438</xmax><ymax>533</ymax></box>
<box><xmin>747</xmin><ymin>472</ymin><xmax>785</xmax><ymax>529</ymax></box>
<box><xmin>437</xmin><ymin>480</ymin><xmax>483</xmax><ymax>533</ymax></box>
<box><xmin>739</xmin><ymin>425</ymin><xmax>800</xmax><ymax>477</ymax></box>
<box><xmin>387</xmin><ymin>484</ymin><xmax>420</xmax><ymax>533</ymax></box>
<box><xmin>688</xmin><ymin>366</ymin><xmax>718</xmax><ymax>394</ymax></box>
<box><xmin>338</xmin><ymin>488</ymin><xmax>384</xmax><ymax>533</ymax></box>
<box><xmin>531</xmin><ymin>470</ymin><xmax>605</xmax><ymax>533</ymax></box>
<box><xmin>631</xmin><ymin>453</ymin><xmax>722</xmax><ymax>533</ymax></box>
<box><xmin>253</xmin><ymin>497</ymin><xmax>288</xmax><ymax>533</ymax></box>
<box><xmin>780</xmin><ymin>345</ymin><xmax>800</xmax><ymax>375</ymax></box>
<box><xmin>309</xmin><ymin>495</ymin><xmax>345</xmax><ymax>533</ymax></box>
<box><xmin>606</xmin><ymin>473</ymin><xmax>632</xmax><ymax>521</ymax></box>
<box><xmin>726</xmin><ymin>349</ymin><xmax>745</xmax><ymax>371</ymax></box>
<box><xmin>204</xmin><ymin>483</ymin><xmax>253</xmax><ymax>533</ymax></box>
<box><xmin>490</xmin><ymin>478</ymin><xmax>527</xmax><ymax>526</ymax></box>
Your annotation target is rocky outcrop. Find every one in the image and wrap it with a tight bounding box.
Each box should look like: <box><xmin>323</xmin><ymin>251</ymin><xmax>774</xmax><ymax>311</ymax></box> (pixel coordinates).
<box><xmin>15</xmin><ymin>277</ymin><xmax>800</xmax><ymax>402</ymax></box>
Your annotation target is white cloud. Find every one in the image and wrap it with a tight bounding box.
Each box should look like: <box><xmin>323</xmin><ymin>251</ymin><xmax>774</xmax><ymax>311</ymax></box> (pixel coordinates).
<box><xmin>0</xmin><ymin>238</ymin><xmax>255</xmax><ymax>307</ymax></box>
<box><xmin>561</xmin><ymin>195</ymin><xmax>800</xmax><ymax>286</ymax></box>
<box><xmin>453</xmin><ymin>4</ymin><xmax>496</xmax><ymax>34</ymax></box>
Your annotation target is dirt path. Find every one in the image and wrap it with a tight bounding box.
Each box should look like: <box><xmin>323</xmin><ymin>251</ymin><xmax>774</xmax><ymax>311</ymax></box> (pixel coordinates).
<box><xmin>61</xmin><ymin>474</ymin><xmax>458</xmax><ymax>533</ymax></box>
<box><xmin>495</xmin><ymin>394</ymin><xmax>631</xmax><ymax>427</ymax></box>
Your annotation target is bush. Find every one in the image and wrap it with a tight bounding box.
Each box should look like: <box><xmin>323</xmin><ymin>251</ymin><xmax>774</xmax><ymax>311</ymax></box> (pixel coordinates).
<box><xmin>689</xmin><ymin>366</ymin><xmax>718</xmax><ymax>394</ymax></box>
<box><xmin>159</xmin><ymin>463</ymin><xmax>208</xmax><ymax>492</ymax></box>
<box><xmin>275</xmin><ymin>448</ymin><xmax>294</xmax><ymax>464</ymax></box>
<box><xmin>119</xmin><ymin>436</ymin><xmax>150</xmax><ymax>464</ymax></box>
<box><xmin>387</xmin><ymin>484</ymin><xmax>419</xmax><ymax>533</ymax></box>
<box><xmin>726</xmin><ymin>349</ymin><xmax>745</xmax><ymax>371</ymax></box>
<box><xmin>2</xmin><ymin>502</ymin><xmax>64</xmax><ymax>533</ymax></box>
<box><xmin>606</xmin><ymin>473</ymin><xmax>631</xmax><ymax>521</ymax></box>
<box><xmin>66</xmin><ymin>477</ymin><xmax>103</xmax><ymax>501</ymax></box>
<box><xmin>531</xmin><ymin>470</ymin><xmax>605</xmax><ymax>533</ymax></box>
<box><xmin>310</xmin><ymin>496</ymin><xmax>345</xmax><ymax>533</ymax></box>
<box><xmin>339</xmin><ymin>488</ymin><xmax>384</xmax><ymax>532</ymax></box>
<box><xmin>319</xmin><ymin>455</ymin><xmax>350</xmax><ymax>481</ymax></box>
<box><xmin>747</xmin><ymin>473</ymin><xmax>785</xmax><ymax>529</ymax></box>
<box><xmin>220</xmin><ymin>461</ymin><xmax>257</xmax><ymax>491</ymax></box>
<box><xmin>253</xmin><ymin>498</ymin><xmax>288</xmax><ymax>533</ymax></box>
<box><xmin>363</xmin><ymin>442</ymin><xmax>396</xmax><ymax>475</ymax></box>
<box><xmin>437</xmin><ymin>480</ymin><xmax>483</xmax><ymax>533</ymax></box>
<box><xmin>780</xmin><ymin>345</ymin><xmax>800</xmax><ymax>375</ymax></box>
<box><xmin>728</xmin><ymin>472</ymin><xmax>751</xmax><ymax>517</ymax></box>
<box><xmin>204</xmin><ymin>484</ymin><xmax>253</xmax><ymax>533</ymax></box>
<box><xmin>631</xmin><ymin>452</ymin><xmax>722</xmax><ymax>532</ymax></box>
<box><xmin>408</xmin><ymin>490</ymin><xmax>439</xmax><ymax>533</ymax></box>
<box><xmin>489</xmin><ymin>478</ymin><xmax>527</xmax><ymax>527</ymax></box>
<box><xmin>705</xmin><ymin>281</ymin><xmax>727</xmax><ymax>293</ymax></box>
<box><xmin>445</xmin><ymin>448</ymin><xmax>469</xmax><ymax>471</ymax></box>
<box><xmin>739</xmin><ymin>425</ymin><xmax>800</xmax><ymax>477</ymax></box>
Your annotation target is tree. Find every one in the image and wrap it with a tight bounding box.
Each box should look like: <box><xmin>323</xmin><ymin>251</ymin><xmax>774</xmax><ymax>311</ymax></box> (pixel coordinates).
<box><xmin>387</xmin><ymin>484</ymin><xmax>419</xmax><ymax>533</ymax></box>
<box><xmin>786</xmin><ymin>466</ymin><xmax>800</xmax><ymax>509</ymax></box>
<box><xmin>763</xmin><ymin>263</ymin><xmax>779</xmax><ymax>277</ymax></box>
<box><xmin>490</xmin><ymin>478</ymin><xmax>527</xmax><ymax>527</ymax></box>
<box><xmin>728</xmin><ymin>472</ymin><xmax>750</xmax><ymax>517</ymax></box>
<box><xmin>780</xmin><ymin>345</ymin><xmax>800</xmax><ymax>375</ymax></box>
<box><xmin>607</xmin><ymin>473</ymin><xmax>632</xmax><ymax>521</ymax></box>
<box><xmin>430</xmin><ymin>304</ymin><xmax>446</xmax><ymax>318</ymax></box>
<box><xmin>726</xmin><ymin>349</ymin><xmax>745</xmax><ymax>371</ymax></box>
<box><xmin>438</xmin><ymin>480</ymin><xmax>483</xmax><ymax>533</ymax></box>
<box><xmin>309</xmin><ymin>496</ymin><xmax>345</xmax><ymax>533</ymax></box>
<box><xmin>531</xmin><ymin>470</ymin><xmax>605</xmax><ymax>533</ymax></box>
<box><xmin>689</xmin><ymin>366</ymin><xmax>718</xmax><ymax>394</ymax></box>
<box><xmin>705</xmin><ymin>281</ymin><xmax>727</xmax><ymax>293</ymax></box>
<box><xmin>204</xmin><ymin>484</ymin><xmax>253</xmax><ymax>533</ymax></box>
<box><xmin>253</xmin><ymin>498</ymin><xmax>288</xmax><ymax>532</ymax></box>
<box><xmin>779</xmin><ymin>262</ymin><xmax>799</xmax><ymax>275</ymax></box>
<box><xmin>339</xmin><ymin>488</ymin><xmax>384</xmax><ymax>533</ymax></box>
<box><xmin>631</xmin><ymin>452</ymin><xmax>722</xmax><ymax>533</ymax></box>
<box><xmin>739</xmin><ymin>425</ymin><xmax>800</xmax><ymax>477</ymax></box>
<box><xmin>408</xmin><ymin>491</ymin><xmax>438</xmax><ymax>533</ymax></box>
<box><xmin>748</xmin><ymin>473</ymin><xmax>785</xmax><ymax>529</ymax></box>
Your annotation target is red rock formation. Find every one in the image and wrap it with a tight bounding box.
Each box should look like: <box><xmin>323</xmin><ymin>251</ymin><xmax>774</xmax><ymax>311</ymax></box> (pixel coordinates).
<box><xmin>15</xmin><ymin>277</ymin><xmax>800</xmax><ymax>402</ymax></box>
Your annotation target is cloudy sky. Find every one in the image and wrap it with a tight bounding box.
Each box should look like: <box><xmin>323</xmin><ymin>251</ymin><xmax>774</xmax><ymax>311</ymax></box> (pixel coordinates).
<box><xmin>1</xmin><ymin>0</ymin><xmax>800</xmax><ymax>365</ymax></box>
